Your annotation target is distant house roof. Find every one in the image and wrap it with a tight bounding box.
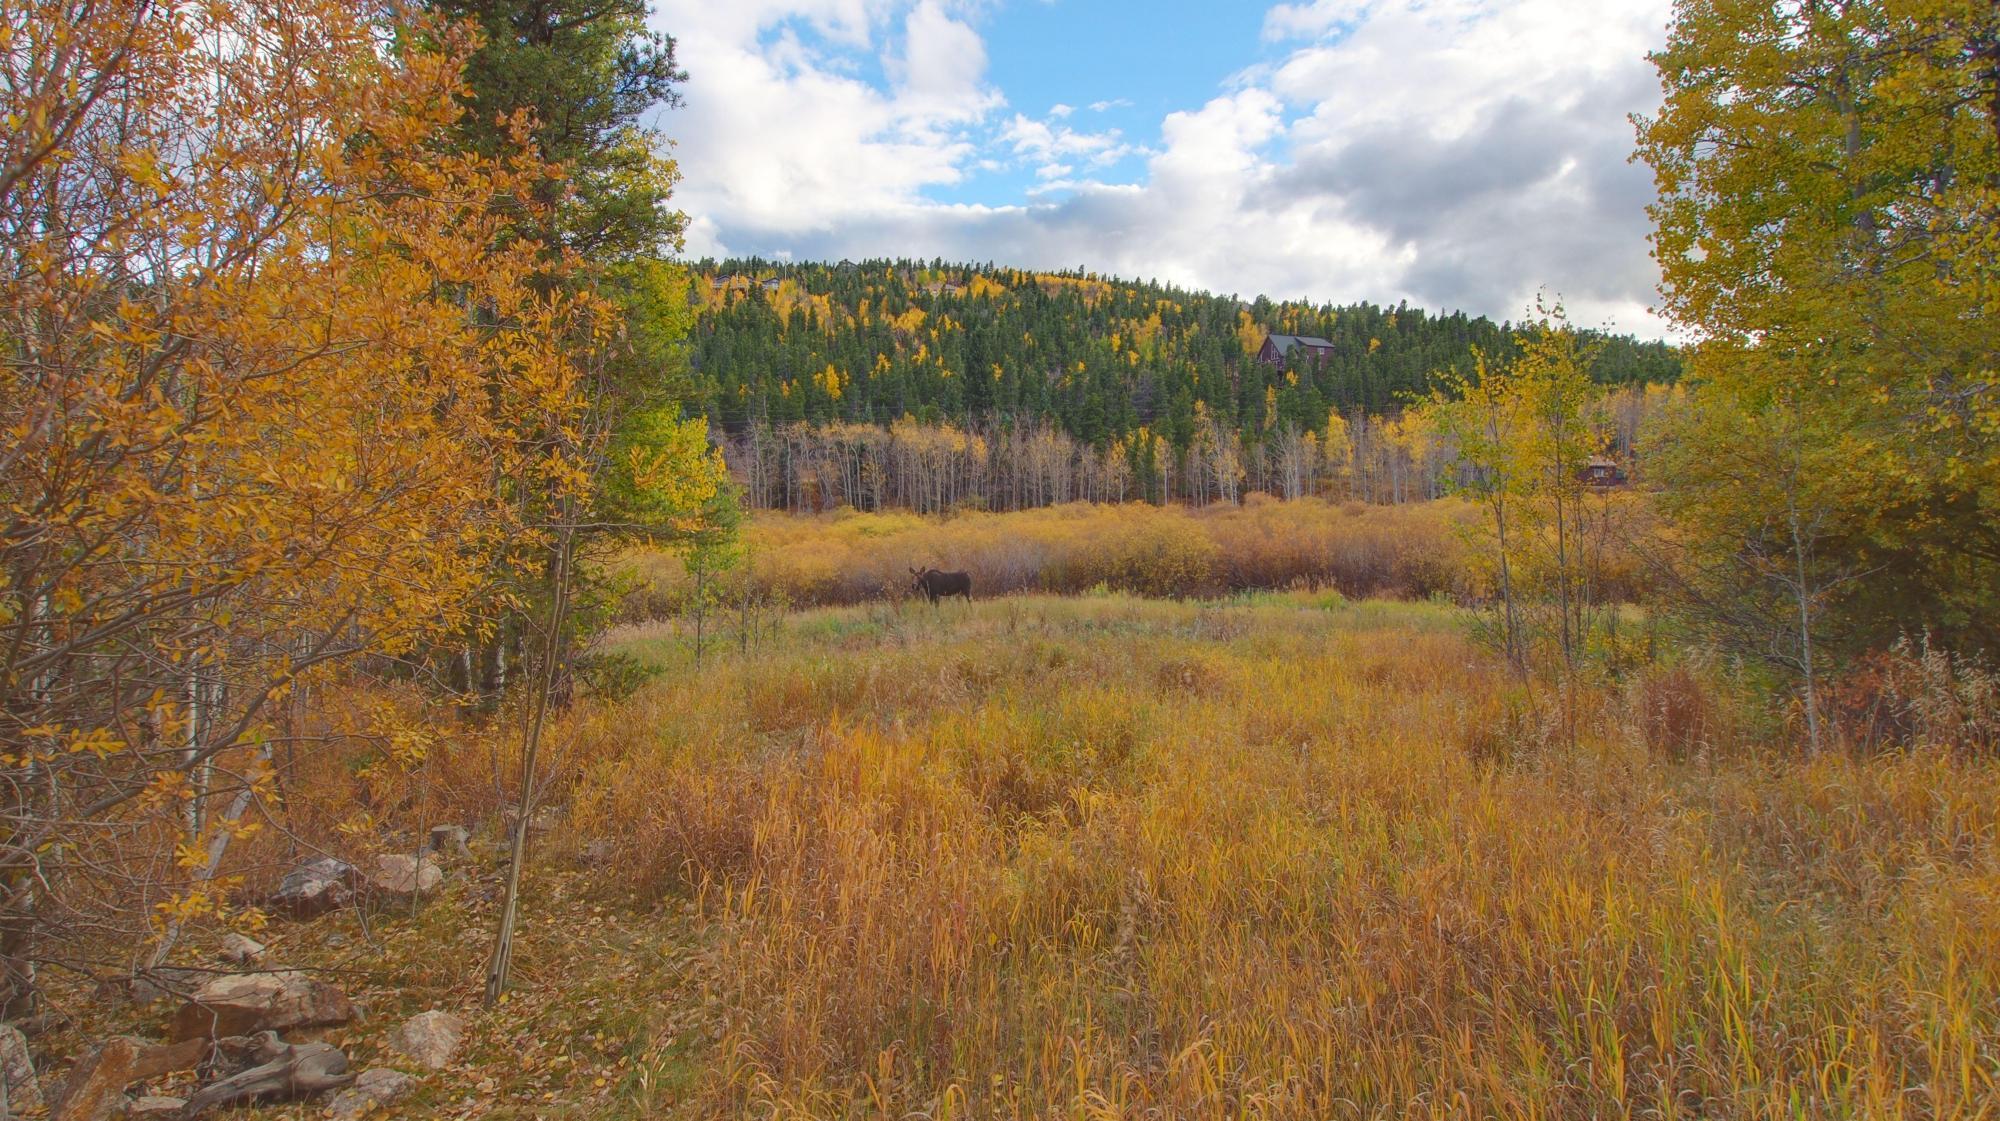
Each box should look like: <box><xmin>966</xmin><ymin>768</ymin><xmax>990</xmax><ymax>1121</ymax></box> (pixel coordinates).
<box><xmin>1267</xmin><ymin>334</ymin><xmax>1336</xmax><ymax>353</ymax></box>
<box><xmin>1259</xmin><ymin>334</ymin><xmax>1338</xmax><ymax>364</ymax></box>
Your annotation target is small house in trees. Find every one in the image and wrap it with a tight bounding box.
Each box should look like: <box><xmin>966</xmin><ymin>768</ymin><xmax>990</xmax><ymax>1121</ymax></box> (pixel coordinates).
<box><xmin>1578</xmin><ymin>456</ymin><xmax>1628</xmax><ymax>488</ymax></box>
<box><xmin>761</xmin><ymin>277</ymin><xmax>781</xmax><ymax>293</ymax></box>
<box><xmin>1258</xmin><ymin>334</ymin><xmax>1337</xmax><ymax>367</ymax></box>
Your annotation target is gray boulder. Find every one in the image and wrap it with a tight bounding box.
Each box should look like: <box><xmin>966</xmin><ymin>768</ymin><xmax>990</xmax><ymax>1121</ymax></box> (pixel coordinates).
<box><xmin>170</xmin><ymin>972</ymin><xmax>354</xmax><ymax>1042</ymax></box>
<box><xmin>387</xmin><ymin>1010</ymin><xmax>464</xmax><ymax>1071</ymax></box>
<box><xmin>0</xmin><ymin>1024</ymin><xmax>38</xmax><ymax>1117</ymax></box>
<box><xmin>322</xmin><ymin>1068</ymin><xmax>414</xmax><ymax>1120</ymax></box>
<box><xmin>217</xmin><ymin>934</ymin><xmax>265</xmax><ymax>965</ymax></box>
<box><xmin>270</xmin><ymin>858</ymin><xmax>357</xmax><ymax>917</ymax></box>
<box><xmin>367</xmin><ymin>854</ymin><xmax>442</xmax><ymax>900</ymax></box>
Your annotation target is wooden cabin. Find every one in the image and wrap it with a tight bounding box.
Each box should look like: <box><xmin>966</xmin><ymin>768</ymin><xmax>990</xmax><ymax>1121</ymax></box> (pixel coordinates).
<box><xmin>1578</xmin><ymin>456</ymin><xmax>1628</xmax><ymax>488</ymax></box>
<box><xmin>1257</xmin><ymin>333</ymin><xmax>1337</xmax><ymax>367</ymax></box>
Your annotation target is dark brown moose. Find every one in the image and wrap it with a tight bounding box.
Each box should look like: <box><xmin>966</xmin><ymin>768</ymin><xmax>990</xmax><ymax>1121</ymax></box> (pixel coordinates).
<box><xmin>909</xmin><ymin>566</ymin><xmax>972</xmax><ymax>606</ymax></box>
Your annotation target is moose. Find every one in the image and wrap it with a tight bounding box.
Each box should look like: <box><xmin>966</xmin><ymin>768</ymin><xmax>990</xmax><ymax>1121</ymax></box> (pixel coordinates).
<box><xmin>909</xmin><ymin>566</ymin><xmax>972</xmax><ymax>606</ymax></box>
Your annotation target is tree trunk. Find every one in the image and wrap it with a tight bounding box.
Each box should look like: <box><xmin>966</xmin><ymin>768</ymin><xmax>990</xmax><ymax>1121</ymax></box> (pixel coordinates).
<box><xmin>484</xmin><ymin>520</ymin><xmax>574</xmax><ymax>1006</ymax></box>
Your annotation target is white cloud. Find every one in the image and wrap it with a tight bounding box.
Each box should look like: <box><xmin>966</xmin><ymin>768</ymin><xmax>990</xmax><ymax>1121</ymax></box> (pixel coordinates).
<box><xmin>654</xmin><ymin>0</ymin><xmax>1675</xmax><ymax>335</ymax></box>
<box><xmin>651</xmin><ymin>0</ymin><xmax>1002</xmax><ymax>255</ymax></box>
<box><xmin>1262</xmin><ymin>0</ymin><xmax>1377</xmax><ymax>41</ymax></box>
<box><xmin>997</xmin><ymin>111</ymin><xmax>1135</xmax><ymax>179</ymax></box>
<box><xmin>890</xmin><ymin>0</ymin><xmax>1002</xmax><ymax>122</ymax></box>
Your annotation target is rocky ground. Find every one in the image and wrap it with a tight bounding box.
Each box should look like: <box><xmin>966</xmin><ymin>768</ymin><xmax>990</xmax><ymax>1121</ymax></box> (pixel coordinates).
<box><xmin>13</xmin><ymin>831</ymin><xmax>721</xmax><ymax>1120</ymax></box>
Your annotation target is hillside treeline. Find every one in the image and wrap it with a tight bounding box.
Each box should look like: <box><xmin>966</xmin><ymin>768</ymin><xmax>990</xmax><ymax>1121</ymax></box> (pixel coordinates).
<box><xmin>727</xmin><ymin>384</ymin><xmax>1671</xmax><ymax>513</ymax></box>
<box><xmin>687</xmin><ymin>260</ymin><xmax>1679</xmax><ymax>508</ymax></box>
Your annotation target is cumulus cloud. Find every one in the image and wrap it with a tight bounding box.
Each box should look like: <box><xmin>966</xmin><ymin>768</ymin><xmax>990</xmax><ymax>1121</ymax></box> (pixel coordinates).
<box><xmin>997</xmin><ymin>111</ymin><xmax>1135</xmax><ymax>180</ymax></box>
<box><xmin>650</xmin><ymin>0</ymin><xmax>1002</xmax><ymax>254</ymax></box>
<box><xmin>651</xmin><ymin>0</ymin><xmax>1674</xmax><ymax>335</ymax></box>
<box><xmin>1262</xmin><ymin>0</ymin><xmax>1376</xmax><ymax>41</ymax></box>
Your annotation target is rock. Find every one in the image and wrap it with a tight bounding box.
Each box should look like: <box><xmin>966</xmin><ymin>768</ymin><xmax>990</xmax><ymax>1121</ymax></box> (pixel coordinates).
<box><xmin>48</xmin><ymin>1037</ymin><xmax>206</xmax><ymax>1121</ymax></box>
<box><xmin>425</xmin><ymin>825</ymin><xmax>472</xmax><ymax>860</ymax></box>
<box><xmin>103</xmin><ymin>967</ymin><xmax>198</xmax><ymax>1009</ymax></box>
<box><xmin>270</xmin><ymin>858</ymin><xmax>357</xmax><ymax>918</ymax></box>
<box><xmin>387</xmin><ymin>1010</ymin><xmax>463</xmax><ymax>1071</ymax></box>
<box><xmin>0</xmin><ymin>1023</ymin><xmax>39</xmax><ymax>1116</ymax></box>
<box><xmin>322</xmin><ymin>1068</ymin><xmax>413</xmax><ymax>1120</ymax></box>
<box><xmin>170</xmin><ymin>972</ymin><xmax>354</xmax><ymax>1042</ymax></box>
<box><xmin>125</xmin><ymin>1096</ymin><xmax>186</xmax><ymax>1118</ymax></box>
<box><xmin>366</xmin><ymin>854</ymin><xmax>442</xmax><ymax>899</ymax></box>
<box><xmin>217</xmin><ymin>934</ymin><xmax>265</xmax><ymax>966</ymax></box>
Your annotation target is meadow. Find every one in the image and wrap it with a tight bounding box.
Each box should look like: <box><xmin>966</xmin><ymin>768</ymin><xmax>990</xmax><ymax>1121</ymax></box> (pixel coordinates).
<box><xmin>614</xmin><ymin>497</ymin><xmax>1491</xmax><ymax>614</ymax></box>
<box><xmin>282</xmin><ymin>590</ymin><xmax>1995</xmax><ymax>1119</ymax></box>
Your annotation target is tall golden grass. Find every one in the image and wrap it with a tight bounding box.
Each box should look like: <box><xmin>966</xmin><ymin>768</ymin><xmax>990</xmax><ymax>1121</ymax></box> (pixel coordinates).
<box><xmin>618</xmin><ymin>496</ymin><xmax>1483</xmax><ymax>614</ymax></box>
<box><xmin>539</xmin><ymin>594</ymin><xmax>2000</xmax><ymax>1119</ymax></box>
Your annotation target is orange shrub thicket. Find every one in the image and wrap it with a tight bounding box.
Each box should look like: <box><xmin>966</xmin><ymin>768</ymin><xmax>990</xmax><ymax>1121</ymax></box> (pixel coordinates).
<box><xmin>620</xmin><ymin>497</ymin><xmax>1484</xmax><ymax>611</ymax></box>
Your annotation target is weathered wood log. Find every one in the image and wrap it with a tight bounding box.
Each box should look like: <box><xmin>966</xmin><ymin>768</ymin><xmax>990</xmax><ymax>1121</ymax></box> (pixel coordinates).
<box><xmin>178</xmin><ymin>1037</ymin><xmax>353</xmax><ymax>1117</ymax></box>
<box><xmin>201</xmin><ymin>1030</ymin><xmax>287</xmax><ymax>1078</ymax></box>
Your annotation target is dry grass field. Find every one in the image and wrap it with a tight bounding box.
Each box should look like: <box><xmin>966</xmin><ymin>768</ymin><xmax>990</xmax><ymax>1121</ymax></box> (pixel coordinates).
<box><xmin>59</xmin><ymin>588</ymin><xmax>1994</xmax><ymax>1120</ymax></box>
<box><xmin>468</xmin><ymin>591</ymin><xmax>1999</xmax><ymax>1119</ymax></box>
<box><xmin>54</xmin><ymin>587</ymin><xmax>1993</xmax><ymax>1120</ymax></box>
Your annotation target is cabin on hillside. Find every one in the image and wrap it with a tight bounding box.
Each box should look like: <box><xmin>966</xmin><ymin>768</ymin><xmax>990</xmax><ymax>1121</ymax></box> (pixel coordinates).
<box><xmin>761</xmin><ymin>277</ymin><xmax>782</xmax><ymax>293</ymax></box>
<box><xmin>1578</xmin><ymin>456</ymin><xmax>1628</xmax><ymax>488</ymax></box>
<box><xmin>1258</xmin><ymin>333</ymin><xmax>1337</xmax><ymax>367</ymax></box>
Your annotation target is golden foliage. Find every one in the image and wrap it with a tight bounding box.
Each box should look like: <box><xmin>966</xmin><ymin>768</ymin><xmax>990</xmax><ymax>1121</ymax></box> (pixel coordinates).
<box><xmin>0</xmin><ymin>0</ymin><xmax>601</xmax><ymax>949</ymax></box>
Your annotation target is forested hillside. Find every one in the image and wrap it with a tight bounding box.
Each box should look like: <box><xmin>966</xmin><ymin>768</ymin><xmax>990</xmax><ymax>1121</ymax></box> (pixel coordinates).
<box><xmin>686</xmin><ymin>260</ymin><xmax>1679</xmax><ymax>509</ymax></box>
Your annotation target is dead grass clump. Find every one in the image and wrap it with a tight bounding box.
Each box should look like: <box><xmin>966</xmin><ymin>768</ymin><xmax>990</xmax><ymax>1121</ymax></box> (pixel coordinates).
<box><xmin>1622</xmin><ymin>657</ymin><xmax>1747</xmax><ymax>761</ymax></box>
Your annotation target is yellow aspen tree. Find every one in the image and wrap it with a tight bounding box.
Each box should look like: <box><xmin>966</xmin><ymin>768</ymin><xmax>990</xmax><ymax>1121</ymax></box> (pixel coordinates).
<box><xmin>0</xmin><ymin>0</ymin><xmax>599</xmax><ymax>1003</ymax></box>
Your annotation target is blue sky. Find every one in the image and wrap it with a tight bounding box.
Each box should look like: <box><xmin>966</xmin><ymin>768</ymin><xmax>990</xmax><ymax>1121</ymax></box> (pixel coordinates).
<box><xmin>648</xmin><ymin>0</ymin><xmax>1675</xmax><ymax>336</ymax></box>
<box><xmin>957</xmin><ymin>3</ymin><xmax>1265</xmax><ymax>206</ymax></box>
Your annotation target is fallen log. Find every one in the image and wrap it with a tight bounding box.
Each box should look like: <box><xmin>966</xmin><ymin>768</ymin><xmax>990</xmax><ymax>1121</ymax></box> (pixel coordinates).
<box><xmin>178</xmin><ymin>1034</ymin><xmax>353</xmax><ymax>1117</ymax></box>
